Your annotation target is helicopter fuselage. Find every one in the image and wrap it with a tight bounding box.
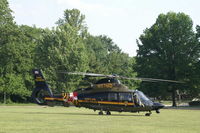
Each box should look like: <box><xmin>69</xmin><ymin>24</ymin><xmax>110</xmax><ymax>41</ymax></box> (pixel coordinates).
<box><xmin>73</xmin><ymin>82</ymin><xmax>164</xmax><ymax>114</ymax></box>
<box><xmin>32</xmin><ymin>69</ymin><xmax>164</xmax><ymax>116</ymax></box>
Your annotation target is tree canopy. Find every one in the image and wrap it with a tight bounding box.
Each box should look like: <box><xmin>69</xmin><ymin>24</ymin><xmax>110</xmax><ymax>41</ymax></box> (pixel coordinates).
<box><xmin>0</xmin><ymin>2</ymin><xmax>137</xmax><ymax>103</ymax></box>
<box><xmin>136</xmin><ymin>12</ymin><xmax>200</xmax><ymax>106</ymax></box>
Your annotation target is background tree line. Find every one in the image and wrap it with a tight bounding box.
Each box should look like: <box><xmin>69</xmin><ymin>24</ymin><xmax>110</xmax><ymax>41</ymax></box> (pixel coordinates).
<box><xmin>0</xmin><ymin>0</ymin><xmax>200</xmax><ymax>105</ymax></box>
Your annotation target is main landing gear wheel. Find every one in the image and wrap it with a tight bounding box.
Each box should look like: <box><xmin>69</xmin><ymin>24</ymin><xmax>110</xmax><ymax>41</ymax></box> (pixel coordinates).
<box><xmin>145</xmin><ymin>111</ymin><xmax>152</xmax><ymax>116</ymax></box>
<box><xmin>145</xmin><ymin>113</ymin><xmax>151</xmax><ymax>116</ymax></box>
<box><xmin>98</xmin><ymin>111</ymin><xmax>103</xmax><ymax>115</ymax></box>
<box><xmin>106</xmin><ymin>111</ymin><xmax>111</xmax><ymax>115</ymax></box>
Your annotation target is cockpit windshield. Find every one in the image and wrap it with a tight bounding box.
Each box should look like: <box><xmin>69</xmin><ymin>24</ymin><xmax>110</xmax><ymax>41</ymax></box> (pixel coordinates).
<box><xmin>137</xmin><ymin>91</ymin><xmax>150</xmax><ymax>101</ymax></box>
<box><xmin>133</xmin><ymin>90</ymin><xmax>153</xmax><ymax>107</ymax></box>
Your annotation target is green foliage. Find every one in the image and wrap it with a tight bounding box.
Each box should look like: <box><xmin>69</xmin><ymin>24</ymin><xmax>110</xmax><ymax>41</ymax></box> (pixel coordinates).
<box><xmin>136</xmin><ymin>12</ymin><xmax>200</xmax><ymax>105</ymax></box>
<box><xmin>84</xmin><ymin>35</ymin><xmax>138</xmax><ymax>88</ymax></box>
<box><xmin>85</xmin><ymin>35</ymin><xmax>118</xmax><ymax>73</ymax></box>
<box><xmin>106</xmin><ymin>52</ymin><xmax>138</xmax><ymax>89</ymax></box>
<box><xmin>196</xmin><ymin>25</ymin><xmax>200</xmax><ymax>38</ymax></box>
<box><xmin>1</xmin><ymin>1</ymin><xmax>137</xmax><ymax>103</ymax></box>
<box><xmin>0</xmin><ymin>0</ymin><xmax>43</xmax><ymax>102</ymax></box>
<box><xmin>1</xmin><ymin>0</ymin><xmax>200</xmax><ymax>104</ymax></box>
<box><xmin>35</xmin><ymin>9</ymin><xmax>89</xmax><ymax>92</ymax></box>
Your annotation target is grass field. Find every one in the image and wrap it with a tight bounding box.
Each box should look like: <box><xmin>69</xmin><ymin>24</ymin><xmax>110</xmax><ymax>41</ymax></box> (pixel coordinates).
<box><xmin>0</xmin><ymin>106</ymin><xmax>200</xmax><ymax>133</ymax></box>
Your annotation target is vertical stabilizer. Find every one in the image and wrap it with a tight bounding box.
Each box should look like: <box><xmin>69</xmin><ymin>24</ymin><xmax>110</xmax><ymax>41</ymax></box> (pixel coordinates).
<box><xmin>31</xmin><ymin>69</ymin><xmax>53</xmax><ymax>105</ymax></box>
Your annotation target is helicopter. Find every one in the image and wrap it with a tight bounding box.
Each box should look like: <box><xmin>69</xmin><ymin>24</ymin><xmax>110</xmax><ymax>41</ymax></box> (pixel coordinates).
<box><xmin>31</xmin><ymin>69</ymin><xmax>182</xmax><ymax>116</ymax></box>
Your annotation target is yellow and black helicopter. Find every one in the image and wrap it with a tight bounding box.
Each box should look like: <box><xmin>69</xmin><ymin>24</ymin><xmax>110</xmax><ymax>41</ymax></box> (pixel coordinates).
<box><xmin>32</xmin><ymin>69</ymin><xmax>182</xmax><ymax>116</ymax></box>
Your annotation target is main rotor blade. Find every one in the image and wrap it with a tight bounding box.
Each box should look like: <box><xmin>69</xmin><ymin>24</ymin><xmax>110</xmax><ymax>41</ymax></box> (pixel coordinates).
<box><xmin>120</xmin><ymin>76</ymin><xmax>184</xmax><ymax>83</ymax></box>
<box><xmin>58</xmin><ymin>71</ymin><xmax>184</xmax><ymax>83</ymax></box>
<box><xmin>58</xmin><ymin>71</ymin><xmax>112</xmax><ymax>77</ymax></box>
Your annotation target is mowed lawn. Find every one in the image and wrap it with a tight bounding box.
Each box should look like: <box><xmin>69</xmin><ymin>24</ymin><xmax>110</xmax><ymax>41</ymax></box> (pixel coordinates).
<box><xmin>0</xmin><ymin>106</ymin><xmax>199</xmax><ymax>133</ymax></box>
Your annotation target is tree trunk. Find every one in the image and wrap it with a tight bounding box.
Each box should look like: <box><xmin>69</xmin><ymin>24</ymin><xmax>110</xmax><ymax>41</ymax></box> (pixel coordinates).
<box><xmin>170</xmin><ymin>51</ymin><xmax>177</xmax><ymax>107</ymax></box>
<box><xmin>172</xmin><ymin>89</ymin><xmax>177</xmax><ymax>107</ymax></box>
<box><xmin>4</xmin><ymin>91</ymin><xmax>6</xmax><ymax>104</ymax></box>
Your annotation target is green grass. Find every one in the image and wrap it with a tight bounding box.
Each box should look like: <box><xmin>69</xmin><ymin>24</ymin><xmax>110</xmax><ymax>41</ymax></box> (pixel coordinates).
<box><xmin>0</xmin><ymin>106</ymin><xmax>200</xmax><ymax>133</ymax></box>
<box><xmin>155</xmin><ymin>100</ymin><xmax>190</xmax><ymax>106</ymax></box>
<box><xmin>0</xmin><ymin>103</ymin><xmax>37</xmax><ymax>106</ymax></box>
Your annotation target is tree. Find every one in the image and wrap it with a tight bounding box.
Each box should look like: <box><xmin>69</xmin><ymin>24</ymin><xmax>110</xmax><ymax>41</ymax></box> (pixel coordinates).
<box><xmin>35</xmin><ymin>9</ymin><xmax>89</xmax><ymax>92</ymax></box>
<box><xmin>0</xmin><ymin>5</ymin><xmax>138</xmax><ymax>103</ymax></box>
<box><xmin>0</xmin><ymin>0</ymin><xmax>14</xmax><ymax>29</ymax></box>
<box><xmin>0</xmin><ymin>0</ymin><xmax>15</xmax><ymax>51</ymax></box>
<box><xmin>84</xmin><ymin>35</ymin><xmax>120</xmax><ymax>74</ymax></box>
<box><xmin>0</xmin><ymin>0</ymin><xmax>17</xmax><ymax>102</ymax></box>
<box><xmin>85</xmin><ymin>35</ymin><xmax>138</xmax><ymax>88</ymax></box>
<box><xmin>0</xmin><ymin>24</ymin><xmax>43</xmax><ymax>102</ymax></box>
<box><xmin>0</xmin><ymin>0</ymin><xmax>45</xmax><ymax>102</ymax></box>
<box><xmin>56</xmin><ymin>9</ymin><xmax>87</xmax><ymax>38</ymax></box>
<box><xmin>136</xmin><ymin>12</ymin><xmax>200</xmax><ymax>106</ymax></box>
<box><xmin>197</xmin><ymin>25</ymin><xmax>200</xmax><ymax>39</ymax></box>
<box><xmin>107</xmin><ymin>52</ymin><xmax>138</xmax><ymax>89</ymax></box>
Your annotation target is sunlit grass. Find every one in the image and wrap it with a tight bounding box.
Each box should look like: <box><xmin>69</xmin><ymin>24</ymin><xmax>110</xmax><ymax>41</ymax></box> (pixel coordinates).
<box><xmin>0</xmin><ymin>106</ymin><xmax>199</xmax><ymax>133</ymax></box>
<box><xmin>0</xmin><ymin>103</ymin><xmax>37</xmax><ymax>106</ymax></box>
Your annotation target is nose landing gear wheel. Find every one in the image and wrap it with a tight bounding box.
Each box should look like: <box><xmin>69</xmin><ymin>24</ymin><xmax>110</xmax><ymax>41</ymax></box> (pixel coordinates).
<box><xmin>156</xmin><ymin>110</ymin><xmax>160</xmax><ymax>113</ymax></box>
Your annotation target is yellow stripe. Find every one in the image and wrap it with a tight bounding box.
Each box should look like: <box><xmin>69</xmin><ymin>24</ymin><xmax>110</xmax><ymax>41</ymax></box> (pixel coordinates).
<box><xmin>35</xmin><ymin>77</ymin><xmax>45</xmax><ymax>81</ymax></box>
<box><xmin>44</xmin><ymin>98</ymin><xmax>134</xmax><ymax>106</ymax></box>
<box><xmin>45</xmin><ymin>97</ymin><xmax>64</xmax><ymax>101</ymax></box>
<box><xmin>78</xmin><ymin>100</ymin><xmax>134</xmax><ymax>106</ymax></box>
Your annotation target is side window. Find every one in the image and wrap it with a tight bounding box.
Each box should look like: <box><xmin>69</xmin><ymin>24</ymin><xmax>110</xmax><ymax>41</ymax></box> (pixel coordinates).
<box><xmin>93</xmin><ymin>93</ymin><xmax>108</xmax><ymax>101</ymax></box>
<box><xmin>108</xmin><ymin>93</ymin><xmax>118</xmax><ymax>101</ymax></box>
<box><xmin>119</xmin><ymin>93</ymin><xmax>132</xmax><ymax>102</ymax></box>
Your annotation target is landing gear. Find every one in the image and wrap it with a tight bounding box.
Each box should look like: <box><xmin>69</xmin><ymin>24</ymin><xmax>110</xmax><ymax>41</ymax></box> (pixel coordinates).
<box><xmin>98</xmin><ymin>111</ymin><xmax>103</xmax><ymax>115</ymax></box>
<box><xmin>156</xmin><ymin>110</ymin><xmax>160</xmax><ymax>114</ymax></box>
<box><xmin>106</xmin><ymin>111</ymin><xmax>111</xmax><ymax>115</ymax></box>
<box><xmin>145</xmin><ymin>111</ymin><xmax>152</xmax><ymax>116</ymax></box>
<box><xmin>98</xmin><ymin>110</ymin><xmax>111</xmax><ymax>115</ymax></box>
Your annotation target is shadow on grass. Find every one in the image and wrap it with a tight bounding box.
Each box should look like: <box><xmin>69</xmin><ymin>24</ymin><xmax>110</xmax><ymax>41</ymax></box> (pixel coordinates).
<box><xmin>22</xmin><ymin>111</ymin><xmax>146</xmax><ymax>117</ymax></box>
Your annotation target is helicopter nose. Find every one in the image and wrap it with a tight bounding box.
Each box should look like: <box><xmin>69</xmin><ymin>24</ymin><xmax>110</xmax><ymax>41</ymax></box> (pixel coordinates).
<box><xmin>153</xmin><ymin>102</ymin><xmax>165</xmax><ymax>109</ymax></box>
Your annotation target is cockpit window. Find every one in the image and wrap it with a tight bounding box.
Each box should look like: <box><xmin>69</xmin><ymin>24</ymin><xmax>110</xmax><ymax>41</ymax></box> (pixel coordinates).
<box><xmin>119</xmin><ymin>93</ymin><xmax>132</xmax><ymax>102</ymax></box>
<box><xmin>95</xmin><ymin>78</ymin><xmax>120</xmax><ymax>84</ymax></box>
<box><xmin>135</xmin><ymin>91</ymin><xmax>154</xmax><ymax>106</ymax></box>
<box><xmin>136</xmin><ymin>91</ymin><xmax>150</xmax><ymax>101</ymax></box>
